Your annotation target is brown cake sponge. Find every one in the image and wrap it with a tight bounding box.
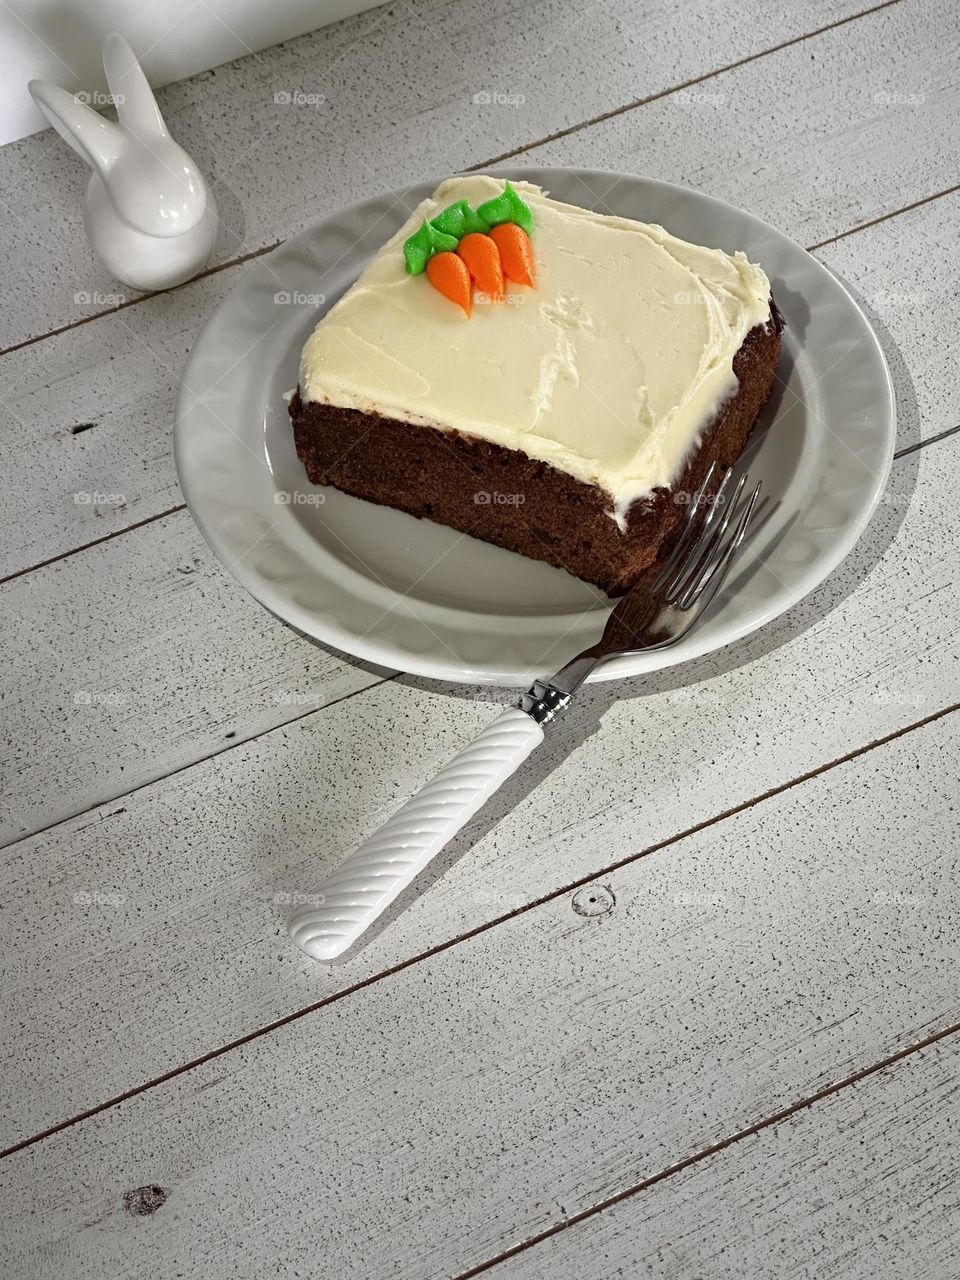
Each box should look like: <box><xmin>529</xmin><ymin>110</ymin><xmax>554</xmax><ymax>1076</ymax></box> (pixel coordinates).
<box><xmin>289</xmin><ymin>301</ymin><xmax>783</xmax><ymax>595</ymax></box>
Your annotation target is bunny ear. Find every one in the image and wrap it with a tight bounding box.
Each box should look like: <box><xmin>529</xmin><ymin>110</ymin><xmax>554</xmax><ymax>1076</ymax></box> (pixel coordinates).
<box><xmin>101</xmin><ymin>32</ymin><xmax>166</xmax><ymax>140</ymax></box>
<box><xmin>28</xmin><ymin>80</ymin><xmax>123</xmax><ymax>176</ymax></box>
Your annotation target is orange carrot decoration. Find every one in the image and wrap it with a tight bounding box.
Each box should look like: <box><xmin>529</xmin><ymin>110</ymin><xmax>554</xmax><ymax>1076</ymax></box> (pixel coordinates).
<box><xmin>426</xmin><ymin>251</ymin><xmax>472</xmax><ymax>316</ymax></box>
<box><xmin>489</xmin><ymin>222</ymin><xmax>535</xmax><ymax>288</ymax></box>
<box><xmin>457</xmin><ymin>232</ymin><xmax>504</xmax><ymax>302</ymax></box>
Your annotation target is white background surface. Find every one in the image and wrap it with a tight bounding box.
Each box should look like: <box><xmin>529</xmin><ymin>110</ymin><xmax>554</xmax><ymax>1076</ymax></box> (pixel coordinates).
<box><xmin>0</xmin><ymin>0</ymin><xmax>381</xmax><ymax>145</ymax></box>
<box><xmin>1</xmin><ymin>1</ymin><xmax>958</xmax><ymax>1276</ymax></box>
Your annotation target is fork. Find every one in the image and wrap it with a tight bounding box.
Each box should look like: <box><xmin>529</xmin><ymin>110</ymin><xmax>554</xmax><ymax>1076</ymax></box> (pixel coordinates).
<box><xmin>289</xmin><ymin>463</ymin><xmax>760</xmax><ymax>961</ymax></box>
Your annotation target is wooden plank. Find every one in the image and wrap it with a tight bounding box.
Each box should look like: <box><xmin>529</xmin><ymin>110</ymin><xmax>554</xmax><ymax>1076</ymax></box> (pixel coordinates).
<box><xmin>0</xmin><ymin>0</ymin><xmax>875</xmax><ymax>350</ymax></box>
<box><xmin>1</xmin><ymin>434</ymin><xmax>957</xmax><ymax>1143</ymax></box>
<box><xmin>1</xmin><ymin>712</ymin><xmax>957</xmax><ymax>1277</ymax></box>
<box><xmin>813</xmin><ymin>191</ymin><xmax>960</xmax><ymax>448</ymax></box>
<box><xmin>490</xmin><ymin>1037</ymin><xmax>960</xmax><ymax>1280</ymax></box>
<box><xmin>522</xmin><ymin>0</ymin><xmax>959</xmax><ymax>249</ymax></box>
<box><xmin>0</xmin><ymin>508</ymin><xmax>393</xmax><ymax>846</ymax></box>
<box><xmin>2</xmin><ymin>186</ymin><xmax>957</xmax><ymax>581</ymax></box>
<box><xmin>0</xmin><ymin>272</ymin><xmax>229</xmax><ymax>580</ymax></box>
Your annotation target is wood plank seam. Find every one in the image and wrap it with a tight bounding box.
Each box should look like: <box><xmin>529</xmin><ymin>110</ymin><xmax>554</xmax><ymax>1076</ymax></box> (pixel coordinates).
<box><xmin>0</xmin><ymin>671</ymin><xmax>399</xmax><ymax>855</ymax></box>
<box><xmin>3</xmin><ymin>696</ymin><xmax>957</xmax><ymax>1163</ymax></box>
<box><xmin>450</xmin><ymin>1018</ymin><xmax>960</xmax><ymax>1280</ymax></box>
<box><xmin>895</xmin><ymin>421</ymin><xmax>960</xmax><ymax>459</ymax></box>
<box><xmin>0</xmin><ymin>241</ymin><xmax>283</xmax><ymax>359</ymax></box>
<box><xmin>480</xmin><ymin>0</ymin><xmax>904</xmax><ymax>168</ymax></box>
<box><xmin>0</xmin><ymin>0</ymin><xmax>904</xmax><ymax>362</ymax></box>
<box><xmin>0</xmin><ymin>503</ymin><xmax>187</xmax><ymax>588</ymax></box>
<box><xmin>806</xmin><ymin>180</ymin><xmax>960</xmax><ymax>250</ymax></box>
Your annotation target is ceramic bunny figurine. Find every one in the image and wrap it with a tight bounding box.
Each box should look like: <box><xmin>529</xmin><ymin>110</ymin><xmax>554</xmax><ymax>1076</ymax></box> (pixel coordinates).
<box><xmin>29</xmin><ymin>33</ymin><xmax>218</xmax><ymax>291</ymax></box>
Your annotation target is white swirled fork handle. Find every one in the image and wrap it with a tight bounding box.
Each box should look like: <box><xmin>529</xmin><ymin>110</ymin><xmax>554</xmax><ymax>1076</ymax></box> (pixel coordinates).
<box><xmin>289</xmin><ymin>708</ymin><xmax>545</xmax><ymax>961</ymax></box>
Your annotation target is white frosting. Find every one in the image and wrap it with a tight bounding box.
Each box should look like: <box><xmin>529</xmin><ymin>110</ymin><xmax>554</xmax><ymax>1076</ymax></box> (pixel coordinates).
<box><xmin>299</xmin><ymin>176</ymin><xmax>772</xmax><ymax>525</ymax></box>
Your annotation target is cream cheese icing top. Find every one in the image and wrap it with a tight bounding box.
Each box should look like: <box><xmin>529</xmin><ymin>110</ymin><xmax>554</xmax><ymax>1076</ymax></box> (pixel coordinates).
<box><xmin>299</xmin><ymin>176</ymin><xmax>772</xmax><ymax>524</ymax></box>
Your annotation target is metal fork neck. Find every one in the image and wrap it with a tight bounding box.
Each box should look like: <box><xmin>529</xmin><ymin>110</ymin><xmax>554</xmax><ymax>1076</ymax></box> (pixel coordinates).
<box><xmin>517</xmin><ymin>680</ymin><xmax>573</xmax><ymax>724</ymax></box>
<box><xmin>517</xmin><ymin>651</ymin><xmax>602</xmax><ymax>723</ymax></box>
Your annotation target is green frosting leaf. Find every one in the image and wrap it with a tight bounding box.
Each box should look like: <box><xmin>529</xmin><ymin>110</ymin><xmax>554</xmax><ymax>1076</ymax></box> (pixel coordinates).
<box><xmin>403</xmin><ymin>185</ymin><xmax>533</xmax><ymax>275</ymax></box>
<box><xmin>403</xmin><ymin>220</ymin><xmax>459</xmax><ymax>275</ymax></box>
<box><xmin>475</xmin><ymin>181</ymin><xmax>534</xmax><ymax>236</ymax></box>
<box><xmin>430</xmin><ymin>199</ymin><xmax>489</xmax><ymax>239</ymax></box>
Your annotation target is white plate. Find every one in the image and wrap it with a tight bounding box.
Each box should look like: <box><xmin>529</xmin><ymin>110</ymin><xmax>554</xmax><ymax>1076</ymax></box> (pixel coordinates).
<box><xmin>175</xmin><ymin>168</ymin><xmax>895</xmax><ymax>687</ymax></box>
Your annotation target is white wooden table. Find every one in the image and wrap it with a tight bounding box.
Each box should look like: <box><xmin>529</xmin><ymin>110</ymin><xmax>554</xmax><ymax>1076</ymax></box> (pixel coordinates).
<box><xmin>2</xmin><ymin>1</ymin><xmax>958</xmax><ymax>1274</ymax></box>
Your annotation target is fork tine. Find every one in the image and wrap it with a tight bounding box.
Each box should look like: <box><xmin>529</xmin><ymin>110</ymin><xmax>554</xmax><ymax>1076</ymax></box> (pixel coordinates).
<box><xmin>665</xmin><ymin>472</ymin><xmax>746</xmax><ymax>605</ymax></box>
<box><xmin>677</xmin><ymin>479</ymin><xmax>761</xmax><ymax>610</ymax></box>
<box><xmin>654</xmin><ymin>464</ymin><xmax>735</xmax><ymax>594</ymax></box>
<box><xmin>651</xmin><ymin>462</ymin><xmax>718</xmax><ymax>592</ymax></box>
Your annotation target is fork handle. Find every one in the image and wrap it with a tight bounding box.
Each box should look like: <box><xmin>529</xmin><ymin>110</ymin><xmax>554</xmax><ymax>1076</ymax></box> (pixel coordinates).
<box><xmin>289</xmin><ymin>708</ymin><xmax>544</xmax><ymax>961</ymax></box>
